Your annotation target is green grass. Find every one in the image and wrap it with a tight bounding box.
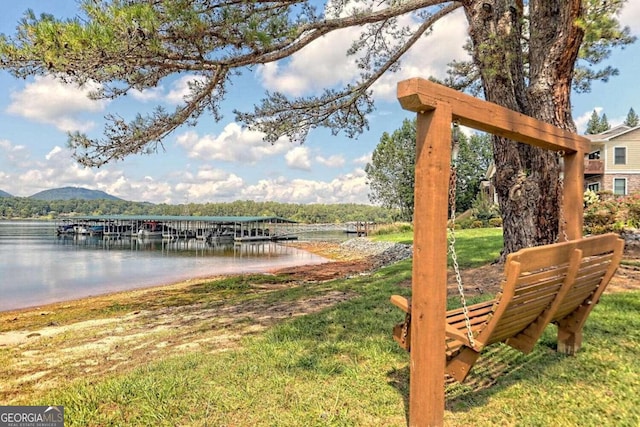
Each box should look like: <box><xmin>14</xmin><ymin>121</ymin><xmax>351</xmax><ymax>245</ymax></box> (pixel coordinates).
<box><xmin>372</xmin><ymin>226</ymin><xmax>503</xmax><ymax>268</ymax></box>
<box><xmin>26</xmin><ymin>228</ymin><xmax>640</xmax><ymax>426</ymax></box>
<box><xmin>621</xmin><ymin>259</ymin><xmax>640</xmax><ymax>268</ymax></box>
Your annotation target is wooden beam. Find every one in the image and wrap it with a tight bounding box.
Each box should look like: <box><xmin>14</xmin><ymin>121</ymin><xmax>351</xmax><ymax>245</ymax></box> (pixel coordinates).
<box><xmin>397</xmin><ymin>78</ymin><xmax>590</xmax><ymax>154</ymax></box>
<box><xmin>410</xmin><ymin>105</ymin><xmax>451</xmax><ymax>426</ymax></box>
<box><xmin>562</xmin><ymin>151</ymin><xmax>585</xmax><ymax>240</ymax></box>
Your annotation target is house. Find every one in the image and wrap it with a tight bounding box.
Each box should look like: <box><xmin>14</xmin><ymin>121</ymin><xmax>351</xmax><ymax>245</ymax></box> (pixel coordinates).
<box><xmin>480</xmin><ymin>124</ymin><xmax>640</xmax><ymax>204</ymax></box>
<box><xmin>584</xmin><ymin>124</ymin><xmax>640</xmax><ymax>196</ymax></box>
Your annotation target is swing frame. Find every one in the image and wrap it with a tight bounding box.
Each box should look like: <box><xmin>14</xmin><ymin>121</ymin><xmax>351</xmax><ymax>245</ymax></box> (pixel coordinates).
<box><xmin>397</xmin><ymin>78</ymin><xmax>590</xmax><ymax>426</ymax></box>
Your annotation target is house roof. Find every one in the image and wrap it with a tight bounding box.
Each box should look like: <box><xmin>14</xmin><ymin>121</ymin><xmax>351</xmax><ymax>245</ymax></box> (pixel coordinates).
<box><xmin>63</xmin><ymin>215</ymin><xmax>298</xmax><ymax>224</ymax></box>
<box><xmin>584</xmin><ymin>124</ymin><xmax>640</xmax><ymax>142</ymax></box>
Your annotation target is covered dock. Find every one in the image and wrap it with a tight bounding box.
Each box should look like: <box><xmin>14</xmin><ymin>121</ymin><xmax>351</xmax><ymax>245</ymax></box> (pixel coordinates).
<box><xmin>56</xmin><ymin>215</ymin><xmax>298</xmax><ymax>242</ymax></box>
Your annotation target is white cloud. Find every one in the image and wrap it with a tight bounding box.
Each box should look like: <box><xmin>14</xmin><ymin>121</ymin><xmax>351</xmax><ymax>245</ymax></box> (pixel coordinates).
<box><xmin>353</xmin><ymin>153</ymin><xmax>372</xmax><ymax>166</ymax></box>
<box><xmin>6</xmin><ymin>75</ymin><xmax>108</xmax><ymax>132</ymax></box>
<box><xmin>195</xmin><ymin>167</ymin><xmax>228</xmax><ymax>181</ymax></box>
<box><xmin>240</xmin><ymin>168</ymin><xmax>370</xmax><ymax>204</ymax></box>
<box><xmin>176</xmin><ymin>123</ymin><xmax>291</xmax><ymax>164</ymax></box>
<box><xmin>45</xmin><ymin>146</ymin><xmax>64</xmax><ymax>161</ymax></box>
<box><xmin>620</xmin><ymin>2</ymin><xmax>640</xmax><ymax>34</ymax></box>
<box><xmin>372</xmin><ymin>9</ymin><xmax>469</xmax><ymax>100</ymax></box>
<box><xmin>258</xmin><ymin>8</ymin><xmax>469</xmax><ymax>102</ymax></box>
<box><xmin>10</xmin><ymin>150</ymin><xmax>94</xmax><ymax>196</ymax></box>
<box><xmin>316</xmin><ymin>154</ymin><xmax>346</xmax><ymax>168</ymax></box>
<box><xmin>285</xmin><ymin>146</ymin><xmax>312</xmax><ymax>170</ymax></box>
<box><xmin>166</xmin><ymin>75</ymin><xmax>208</xmax><ymax>104</ymax></box>
<box><xmin>0</xmin><ymin>139</ymin><xmax>30</xmax><ymax>165</ymax></box>
<box><xmin>257</xmin><ymin>27</ymin><xmax>361</xmax><ymax>96</ymax></box>
<box><xmin>112</xmin><ymin>177</ymin><xmax>174</xmax><ymax>204</ymax></box>
<box><xmin>1</xmin><ymin>143</ymin><xmax>373</xmax><ymax>204</ymax></box>
<box><xmin>130</xmin><ymin>86</ymin><xmax>165</xmax><ymax>102</ymax></box>
<box><xmin>174</xmin><ymin>172</ymin><xmax>245</xmax><ymax>202</ymax></box>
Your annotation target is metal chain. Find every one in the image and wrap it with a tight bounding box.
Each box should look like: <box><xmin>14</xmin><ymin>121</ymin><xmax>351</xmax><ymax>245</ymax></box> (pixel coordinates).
<box><xmin>401</xmin><ymin>312</ymin><xmax>410</xmax><ymax>345</ymax></box>
<box><xmin>448</xmin><ymin>126</ymin><xmax>475</xmax><ymax>348</ymax></box>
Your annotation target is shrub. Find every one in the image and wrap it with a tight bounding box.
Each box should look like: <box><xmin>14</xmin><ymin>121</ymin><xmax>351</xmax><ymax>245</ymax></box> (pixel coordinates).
<box><xmin>625</xmin><ymin>194</ymin><xmax>640</xmax><ymax>228</ymax></box>
<box><xmin>584</xmin><ymin>192</ymin><xmax>640</xmax><ymax>234</ymax></box>
<box><xmin>456</xmin><ymin>217</ymin><xmax>476</xmax><ymax>229</ymax></box>
<box><xmin>370</xmin><ymin>222</ymin><xmax>413</xmax><ymax>235</ymax></box>
<box><xmin>583</xmin><ymin>189</ymin><xmax>599</xmax><ymax>206</ymax></box>
<box><xmin>488</xmin><ymin>217</ymin><xmax>503</xmax><ymax>227</ymax></box>
<box><xmin>472</xmin><ymin>192</ymin><xmax>499</xmax><ymax>222</ymax></box>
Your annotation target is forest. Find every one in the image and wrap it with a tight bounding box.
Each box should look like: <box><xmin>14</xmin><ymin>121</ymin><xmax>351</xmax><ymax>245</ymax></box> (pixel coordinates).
<box><xmin>0</xmin><ymin>197</ymin><xmax>396</xmax><ymax>224</ymax></box>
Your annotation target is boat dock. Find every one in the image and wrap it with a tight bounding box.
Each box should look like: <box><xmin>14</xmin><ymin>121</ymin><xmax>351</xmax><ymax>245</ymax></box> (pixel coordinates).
<box><xmin>56</xmin><ymin>215</ymin><xmax>299</xmax><ymax>243</ymax></box>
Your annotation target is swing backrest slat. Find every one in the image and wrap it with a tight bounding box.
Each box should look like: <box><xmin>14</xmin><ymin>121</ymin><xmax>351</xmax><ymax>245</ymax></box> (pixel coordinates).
<box><xmin>551</xmin><ymin>234</ymin><xmax>624</xmax><ymax>325</ymax></box>
<box><xmin>391</xmin><ymin>233</ymin><xmax>624</xmax><ymax>382</ymax></box>
<box><xmin>473</xmin><ymin>239</ymin><xmax>578</xmax><ymax>347</ymax></box>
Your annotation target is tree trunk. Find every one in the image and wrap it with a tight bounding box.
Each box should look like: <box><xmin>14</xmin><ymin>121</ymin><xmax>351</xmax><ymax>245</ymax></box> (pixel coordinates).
<box><xmin>464</xmin><ymin>0</ymin><xmax>584</xmax><ymax>259</ymax></box>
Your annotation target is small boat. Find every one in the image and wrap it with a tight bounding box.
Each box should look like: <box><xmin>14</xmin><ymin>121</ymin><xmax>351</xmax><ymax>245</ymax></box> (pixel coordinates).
<box><xmin>89</xmin><ymin>225</ymin><xmax>105</xmax><ymax>236</ymax></box>
<box><xmin>56</xmin><ymin>223</ymin><xmax>77</xmax><ymax>235</ymax></box>
<box><xmin>137</xmin><ymin>221</ymin><xmax>163</xmax><ymax>238</ymax></box>
<box><xmin>74</xmin><ymin>225</ymin><xmax>89</xmax><ymax>235</ymax></box>
<box><xmin>205</xmin><ymin>230</ymin><xmax>234</xmax><ymax>243</ymax></box>
<box><xmin>138</xmin><ymin>228</ymin><xmax>163</xmax><ymax>238</ymax></box>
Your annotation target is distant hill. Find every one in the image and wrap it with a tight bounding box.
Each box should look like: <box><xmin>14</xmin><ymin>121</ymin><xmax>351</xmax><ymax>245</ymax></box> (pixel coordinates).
<box><xmin>0</xmin><ymin>189</ymin><xmax>12</xmax><ymax>198</ymax></box>
<box><xmin>29</xmin><ymin>187</ymin><xmax>122</xmax><ymax>201</ymax></box>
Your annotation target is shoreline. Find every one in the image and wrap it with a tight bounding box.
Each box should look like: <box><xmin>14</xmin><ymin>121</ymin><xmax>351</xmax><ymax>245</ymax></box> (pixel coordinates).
<box><xmin>0</xmin><ymin>240</ymin><xmax>365</xmax><ymax>327</ymax></box>
<box><xmin>0</xmin><ymin>240</ymin><xmax>346</xmax><ymax>316</ymax></box>
<box><xmin>0</xmin><ymin>240</ymin><xmax>378</xmax><ymax>404</ymax></box>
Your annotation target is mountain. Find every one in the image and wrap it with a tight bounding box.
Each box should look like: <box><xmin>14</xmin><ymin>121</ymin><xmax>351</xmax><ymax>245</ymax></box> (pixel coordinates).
<box><xmin>29</xmin><ymin>187</ymin><xmax>122</xmax><ymax>201</ymax></box>
<box><xmin>0</xmin><ymin>189</ymin><xmax>12</xmax><ymax>198</ymax></box>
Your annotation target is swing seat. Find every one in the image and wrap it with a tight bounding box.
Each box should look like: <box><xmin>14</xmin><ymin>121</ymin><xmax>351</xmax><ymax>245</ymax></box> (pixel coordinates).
<box><xmin>391</xmin><ymin>233</ymin><xmax>624</xmax><ymax>382</ymax></box>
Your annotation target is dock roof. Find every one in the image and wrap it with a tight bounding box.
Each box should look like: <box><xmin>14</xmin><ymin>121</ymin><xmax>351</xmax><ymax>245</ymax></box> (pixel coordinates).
<box><xmin>64</xmin><ymin>215</ymin><xmax>297</xmax><ymax>224</ymax></box>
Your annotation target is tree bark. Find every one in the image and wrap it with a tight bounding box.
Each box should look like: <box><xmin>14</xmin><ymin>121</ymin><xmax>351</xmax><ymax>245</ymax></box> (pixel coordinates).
<box><xmin>464</xmin><ymin>0</ymin><xmax>585</xmax><ymax>258</ymax></box>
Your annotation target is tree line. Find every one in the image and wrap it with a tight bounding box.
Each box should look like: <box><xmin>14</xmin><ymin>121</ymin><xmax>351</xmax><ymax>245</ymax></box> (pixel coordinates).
<box><xmin>586</xmin><ymin>107</ymin><xmax>639</xmax><ymax>134</ymax></box>
<box><xmin>365</xmin><ymin>118</ymin><xmax>493</xmax><ymax>222</ymax></box>
<box><xmin>0</xmin><ymin>197</ymin><xmax>396</xmax><ymax>224</ymax></box>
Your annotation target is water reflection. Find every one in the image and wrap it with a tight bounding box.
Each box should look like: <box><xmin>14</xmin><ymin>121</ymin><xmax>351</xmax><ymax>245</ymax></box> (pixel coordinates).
<box><xmin>0</xmin><ymin>221</ymin><xmax>329</xmax><ymax>312</ymax></box>
<box><xmin>55</xmin><ymin>234</ymin><xmax>262</xmax><ymax>256</ymax></box>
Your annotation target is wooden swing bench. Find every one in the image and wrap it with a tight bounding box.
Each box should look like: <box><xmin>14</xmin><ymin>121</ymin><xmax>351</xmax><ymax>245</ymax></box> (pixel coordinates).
<box><xmin>391</xmin><ymin>232</ymin><xmax>624</xmax><ymax>382</ymax></box>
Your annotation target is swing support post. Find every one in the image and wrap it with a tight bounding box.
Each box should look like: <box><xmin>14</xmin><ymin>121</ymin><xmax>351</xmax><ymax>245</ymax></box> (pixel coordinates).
<box><xmin>397</xmin><ymin>78</ymin><xmax>590</xmax><ymax>427</ymax></box>
<box><xmin>410</xmin><ymin>105</ymin><xmax>452</xmax><ymax>427</ymax></box>
<box><xmin>561</xmin><ymin>151</ymin><xmax>585</xmax><ymax>241</ymax></box>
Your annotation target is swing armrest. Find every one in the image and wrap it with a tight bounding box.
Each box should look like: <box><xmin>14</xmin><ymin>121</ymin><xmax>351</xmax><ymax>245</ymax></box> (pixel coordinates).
<box><xmin>392</xmin><ymin>294</ymin><xmax>474</xmax><ymax>347</ymax></box>
<box><xmin>390</xmin><ymin>295</ymin><xmax>410</xmax><ymax>313</ymax></box>
<box><xmin>446</xmin><ymin>324</ymin><xmax>474</xmax><ymax>347</ymax></box>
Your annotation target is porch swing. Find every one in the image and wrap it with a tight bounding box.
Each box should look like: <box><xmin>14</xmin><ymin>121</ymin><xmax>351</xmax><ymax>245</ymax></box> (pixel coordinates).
<box><xmin>390</xmin><ymin>79</ymin><xmax>625</xmax><ymax>386</ymax></box>
<box><xmin>390</xmin><ymin>145</ymin><xmax>624</xmax><ymax>382</ymax></box>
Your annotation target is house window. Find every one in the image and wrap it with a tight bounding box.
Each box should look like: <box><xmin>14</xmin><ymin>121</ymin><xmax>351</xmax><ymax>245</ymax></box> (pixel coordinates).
<box><xmin>587</xmin><ymin>183</ymin><xmax>600</xmax><ymax>192</ymax></box>
<box><xmin>613</xmin><ymin>178</ymin><xmax>627</xmax><ymax>196</ymax></box>
<box><xmin>614</xmin><ymin>147</ymin><xmax>626</xmax><ymax>165</ymax></box>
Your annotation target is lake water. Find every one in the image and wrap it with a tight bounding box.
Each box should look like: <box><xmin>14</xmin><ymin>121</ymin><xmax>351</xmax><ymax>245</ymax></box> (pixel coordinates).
<box><xmin>0</xmin><ymin>221</ymin><xmax>332</xmax><ymax>312</ymax></box>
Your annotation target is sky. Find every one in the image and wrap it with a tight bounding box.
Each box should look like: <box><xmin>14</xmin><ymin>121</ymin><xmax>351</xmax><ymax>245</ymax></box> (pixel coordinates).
<box><xmin>0</xmin><ymin>2</ymin><xmax>639</xmax><ymax>205</ymax></box>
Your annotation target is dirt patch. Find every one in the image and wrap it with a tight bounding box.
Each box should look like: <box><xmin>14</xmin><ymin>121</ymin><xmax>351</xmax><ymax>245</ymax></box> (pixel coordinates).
<box><xmin>0</xmin><ymin>283</ymin><xmax>356</xmax><ymax>403</ymax></box>
<box><xmin>0</xmin><ymin>241</ymin><xmax>371</xmax><ymax>404</ymax></box>
<box><xmin>272</xmin><ymin>259</ymin><xmax>376</xmax><ymax>281</ymax></box>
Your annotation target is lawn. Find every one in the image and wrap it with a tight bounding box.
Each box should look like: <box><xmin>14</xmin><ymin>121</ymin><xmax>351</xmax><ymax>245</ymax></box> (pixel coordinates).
<box><xmin>11</xmin><ymin>228</ymin><xmax>640</xmax><ymax>426</ymax></box>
